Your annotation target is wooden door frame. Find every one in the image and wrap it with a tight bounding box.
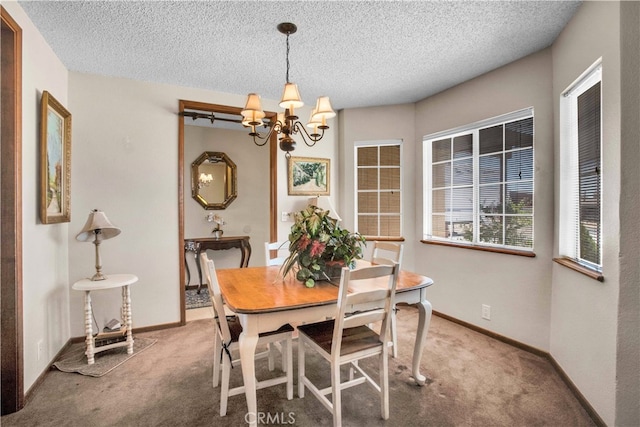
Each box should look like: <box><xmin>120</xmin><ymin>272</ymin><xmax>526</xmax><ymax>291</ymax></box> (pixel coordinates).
<box><xmin>1</xmin><ymin>5</ymin><xmax>24</xmax><ymax>415</ymax></box>
<box><xmin>177</xmin><ymin>100</ymin><xmax>277</xmax><ymax>324</ymax></box>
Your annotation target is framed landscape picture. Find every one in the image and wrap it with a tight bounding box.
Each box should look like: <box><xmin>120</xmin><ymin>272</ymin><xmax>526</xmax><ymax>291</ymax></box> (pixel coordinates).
<box><xmin>288</xmin><ymin>156</ymin><xmax>330</xmax><ymax>196</ymax></box>
<box><xmin>40</xmin><ymin>91</ymin><xmax>72</xmax><ymax>224</ymax></box>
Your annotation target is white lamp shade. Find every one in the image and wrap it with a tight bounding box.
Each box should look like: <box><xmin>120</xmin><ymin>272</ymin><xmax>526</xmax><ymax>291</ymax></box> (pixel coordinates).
<box><xmin>242</xmin><ymin>93</ymin><xmax>265</xmax><ymax>125</ymax></box>
<box><xmin>243</xmin><ymin>93</ymin><xmax>264</xmax><ymax>113</ymax></box>
<box><xmin>306</xmin><ymin>108</ymin><xmax>322</xmax><ymax>129</ymax></box>
<box><xmin>313</xmin><ymin>96</ymin><xmax>336</xmax><ymax>119</ymax></box>
<box><xmin>199</xmin><ymin>173</ymin><xmax>213</xmax><ymax>183</ymax></box>
<box><xmin>76</xmin><ymin>210</ymin><xmax>121</xmax><ymax>241</ymax></box>
<box><xmin>279</xmin><ymin>82</ymin><xmax>304</xmax><ymax>110</ymax></box>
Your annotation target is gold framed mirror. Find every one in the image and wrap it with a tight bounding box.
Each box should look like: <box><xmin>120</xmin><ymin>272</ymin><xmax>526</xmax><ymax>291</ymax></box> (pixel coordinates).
<box><xmin>191</xmin><ymin>151</ymin><xmax>237</xmax><ymax>209</ymax></box>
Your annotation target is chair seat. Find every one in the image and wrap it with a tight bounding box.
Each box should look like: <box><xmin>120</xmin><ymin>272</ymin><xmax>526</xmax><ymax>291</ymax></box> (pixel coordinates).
<box><xmin>298</xmin><ymin>320</ymin><xmax>382</xmax><ymax>356</ymax></box>
<box><xmin>224</xmin><ymin>316</ymin><xmax>294</xmax><ymax>343</ymax></box>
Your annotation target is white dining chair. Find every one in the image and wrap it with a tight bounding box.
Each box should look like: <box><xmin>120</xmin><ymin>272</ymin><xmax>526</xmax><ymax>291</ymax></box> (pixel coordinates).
<box><xmin>297</xmin><ymin>263</ymin><xmax>399</xmax><ymax>426</ymax></box>
<box><xmin>264</xmin><ymin>241</ymin><xmax>289</xmax><ymax>266</ymax></box>
<box><xmin>200</xmin><ymin>252</ymin><xmax>293</xmax><ymax>416</ymax></box>
<box><xmin>371</xmin><ymin>241</ymin><xmax>403</xmax><ymax>358</ymax></box>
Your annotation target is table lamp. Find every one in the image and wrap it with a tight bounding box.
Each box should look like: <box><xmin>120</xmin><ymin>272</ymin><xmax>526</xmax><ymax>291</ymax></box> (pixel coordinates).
<box><xmin>76</xmin><ymin>209</ymin><xmax>121</xmax><ymax>281</ymax></box>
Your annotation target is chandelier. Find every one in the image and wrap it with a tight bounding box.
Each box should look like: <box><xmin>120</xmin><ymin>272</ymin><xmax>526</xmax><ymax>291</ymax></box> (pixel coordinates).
<box><xmin>241</xmin><ymin>23</ymin><xmax>336</xmax><ymax>157</ymax></box>
<box><xmin>197</xmin><ymin>172</ymin><xmax>213</xmax><ymax>188</ymax></box>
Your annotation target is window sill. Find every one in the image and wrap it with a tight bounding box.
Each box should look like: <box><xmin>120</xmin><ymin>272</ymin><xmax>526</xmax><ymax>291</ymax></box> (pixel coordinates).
<box><xmin>553</xmin><ymin>257</ymin><xmax>604</xmax><ymax>282</ymax></box>
<box><xmin>364</xmin><ymin>236</ymin><xmax>405</xmax><ymax>242</ymax></box>
<box><xmin>420</xmin><ymin>239</ymin><xmax>535</xmax><ymax>257</ymax></box>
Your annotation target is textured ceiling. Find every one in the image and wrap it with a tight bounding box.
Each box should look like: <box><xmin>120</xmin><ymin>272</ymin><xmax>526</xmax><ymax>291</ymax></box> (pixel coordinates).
<box><xmin>18</xmin><ymin>1</ymin><xmax>581</xmax><ymax>110</ymax></box>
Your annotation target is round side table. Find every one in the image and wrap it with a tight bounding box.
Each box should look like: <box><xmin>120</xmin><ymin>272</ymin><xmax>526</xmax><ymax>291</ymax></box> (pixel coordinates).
<box><xmin>72</xmin><ymin>274</ymin><xmax>138</xmax><ymax>365</ymax></box>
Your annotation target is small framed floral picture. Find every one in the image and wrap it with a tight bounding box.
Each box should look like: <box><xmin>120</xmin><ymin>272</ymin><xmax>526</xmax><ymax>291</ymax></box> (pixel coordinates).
<box><xmin>288</xmin><ymin>156</ymin><xmax>330</xmax><ymax>196</ymax></box>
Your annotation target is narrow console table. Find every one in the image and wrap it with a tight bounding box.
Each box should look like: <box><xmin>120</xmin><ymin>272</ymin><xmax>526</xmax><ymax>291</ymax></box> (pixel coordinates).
<box><xmin>184</xmin><ymin>236</ymin><xmax>251</xmax><ymax>291</ymax></box>
<box><xmin>72</xmin><ymin>274</ymin><xmax>137</xmax><ymax>365</ymax></box>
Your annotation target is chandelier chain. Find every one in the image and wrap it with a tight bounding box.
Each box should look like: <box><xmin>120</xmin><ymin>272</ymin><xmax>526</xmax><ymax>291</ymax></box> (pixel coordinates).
<box><xmin>285</xmin><ymin>33</ymin><xmax>290</xmax><ymax>84</ymax></box>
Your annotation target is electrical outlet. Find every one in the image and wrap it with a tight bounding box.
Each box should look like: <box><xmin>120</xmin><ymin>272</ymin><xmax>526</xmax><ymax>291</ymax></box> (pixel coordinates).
<box><xmin>281</xmin><ymin>212</ymin><xmax>292</xmax><ymax>222</ymax></box>
<box><xmin>482</xmin><ymin>304</ymin><xmax>491</xmax><ymax>320</ymax></box>
<box><xmin>37</xmin><ymin>340</ymin><xmax>43</xmax><ymax>361</ymax></box>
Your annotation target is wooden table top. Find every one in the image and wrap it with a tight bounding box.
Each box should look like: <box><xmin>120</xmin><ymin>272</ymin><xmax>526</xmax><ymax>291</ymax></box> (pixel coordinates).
<box><xmin>216</xmin><ymin>265</ymin><xmax>433</xmax><ymax>314</ymax></box>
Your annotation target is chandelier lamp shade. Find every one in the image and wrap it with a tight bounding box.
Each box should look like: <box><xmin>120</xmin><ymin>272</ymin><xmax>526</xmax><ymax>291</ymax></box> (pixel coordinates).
<box><xmin>198</xmin><ymin>172</ymin><xmax>213</xmax><ymax>188</ymax></box>
<box><xmin>242</xmin><ymin>23</ymin><xmax>336</xmax><ymax>156</ymax></box>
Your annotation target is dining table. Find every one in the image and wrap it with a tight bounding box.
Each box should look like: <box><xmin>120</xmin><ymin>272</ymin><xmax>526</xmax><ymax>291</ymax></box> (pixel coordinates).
<box><xmin>216</xmin><ymin>262</ymin><xmax>434</xmax><ymax>426</ymax></box>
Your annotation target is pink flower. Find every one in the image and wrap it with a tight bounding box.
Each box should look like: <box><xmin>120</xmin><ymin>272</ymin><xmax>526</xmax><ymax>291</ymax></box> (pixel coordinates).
<box><xmin>298</xmin><ymin>235</ymin><xmax>310</xmax><ymax>251</ymax></box>
<box><xmin>309</xmin><ymin>240</ymin><xmax>326</xmax><ymax>258</ymax></box>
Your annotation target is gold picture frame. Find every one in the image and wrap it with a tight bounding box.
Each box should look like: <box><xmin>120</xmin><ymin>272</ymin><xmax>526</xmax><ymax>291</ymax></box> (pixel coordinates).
<box><xmin>288</xmin><ymin>156</ymin><xmax>330</xmax><ymax>196</ymax></box>
<box><xmin>40</xmin><ymin>91</ymin><xmax>72</xmax><ymax>224</ymax></box>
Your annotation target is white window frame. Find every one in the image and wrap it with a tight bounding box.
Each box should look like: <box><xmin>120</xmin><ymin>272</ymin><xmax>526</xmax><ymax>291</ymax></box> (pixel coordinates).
<box><xmin>354</xmin><ymin>140</ymin><xmax>403</xmax><ymax>238</ymax></box>
<box><xmin>423</xmin><ymin>108</ymin><xmax>535</xmax><ymax>251</ymax></box>
<box><xmin>559</xmin><ymin>59</ymin><xmax>603</xmax><ymax>271</ymax></box>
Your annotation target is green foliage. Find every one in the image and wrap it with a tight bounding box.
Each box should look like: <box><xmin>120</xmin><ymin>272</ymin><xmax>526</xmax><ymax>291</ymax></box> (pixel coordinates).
<box><xmin>579</xmin><ymin>223</ymin><xmax>599</xmax><ymax>264</ymax></box>
<box><xmin>462</xmin><ymin>198</ymin><xmax>532</xmax><ymax>248</ymax></box>
<box><xmin>280</xmin><ymin>205</ymin><xmax>366</xmax><ymax>287</ymax></box>
<box><xmin>292</xmin><ymin>162</ymin><xmax>326</xmax><ymax>187</ymax></box>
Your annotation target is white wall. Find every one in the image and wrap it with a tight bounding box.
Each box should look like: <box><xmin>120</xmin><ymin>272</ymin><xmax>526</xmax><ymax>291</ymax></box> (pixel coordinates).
<box><xmin>550</xmin><ymin>2</ymin><xmax>621</xmax><ymax>424</ymax></box>
<box><xmin>412</xmin><ymin>49</ymin><xmax>555</xmax><ymax>351</ymax></box>
<box><xmin>3</xmin><ymin>0</ymin><xmax>70</xmax><ymax>392</ymax></box>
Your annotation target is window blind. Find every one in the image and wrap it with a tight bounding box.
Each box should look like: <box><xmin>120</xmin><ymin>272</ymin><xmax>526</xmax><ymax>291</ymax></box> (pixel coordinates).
<box><xmin>559</xmin><ymin>60</ymin><xmax>602</xmax><ymax>270</ymax></box>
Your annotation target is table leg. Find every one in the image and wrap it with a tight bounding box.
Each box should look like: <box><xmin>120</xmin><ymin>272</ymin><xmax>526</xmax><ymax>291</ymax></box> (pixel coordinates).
<box><xmin>240</xmin><ymin>241</ymin><xmax>252</xmax><ymax>268</ymax></box>
<box><xmin>184</xmin><ymin>249</ymin><xmax>191</xmax><ymax>288</ymax></box>
<box><xmin>238</xmin><ymin>318</ymin><xmax>259</xmax><ymax>427</ymax></box>
<box><xmin>195</xmin><ymin>248</ymin><xmax>203</xmax><ymax>294</ymax></box>
<box><xmin>412</xmin><ymin>290</ymin><xmax>432</xmax><ymax>386</ymax></box>
<box><xmin>83</xmin><ymin>291</ymin><xmax>95</xmax><ymax>365</ymax></box>
<box><xmin>122</xmin><ymin>285</ymin><xmax>134</xmax><ymax>354</ymax></box>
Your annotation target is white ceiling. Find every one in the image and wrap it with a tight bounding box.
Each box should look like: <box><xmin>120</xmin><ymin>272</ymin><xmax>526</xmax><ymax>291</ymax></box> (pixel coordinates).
<box><xmin>18</xmin><ymin>0</ymin><xmax>581</xmax><ymax>111</ymax></box>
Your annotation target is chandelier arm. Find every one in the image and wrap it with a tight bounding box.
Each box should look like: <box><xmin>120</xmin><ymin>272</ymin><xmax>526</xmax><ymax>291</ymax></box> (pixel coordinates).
<box><xmin>250</xmin><ymin>120</ymin><xmax>282</xmax><ymax>147</ymax></box>
<box><xmin>291</xmin><ymin>121</ymin><xmax>325</xmax><ymax>147</ymax></box>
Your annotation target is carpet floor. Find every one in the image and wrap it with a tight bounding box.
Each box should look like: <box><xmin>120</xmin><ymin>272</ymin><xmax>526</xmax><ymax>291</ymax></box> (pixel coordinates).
<box><xmin>1</xmin><ymin>306</ymin><xmax>596</xmax><ymax>426</ymax></box>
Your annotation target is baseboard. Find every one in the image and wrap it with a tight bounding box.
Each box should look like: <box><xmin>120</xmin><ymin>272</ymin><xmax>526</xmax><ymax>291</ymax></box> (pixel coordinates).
<box><xmin>432</xmin><ymin>310</ymin><xmax>606</xmax><ymax>427</ymax></box>
<box><xmin>24</xmin><ymin>338</ymin><xmax>74</xmax><ymax>404</ymax></box>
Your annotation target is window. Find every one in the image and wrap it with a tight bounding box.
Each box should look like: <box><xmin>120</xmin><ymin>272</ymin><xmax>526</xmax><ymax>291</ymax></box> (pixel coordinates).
<box><xmin>559</xmin><ymin>61</ymin><xmax>602</xmax><ymax>271</ymax></box>
<box><xmin>423</xmin><ymin>109</ymin><xmax>534</xmax><ymax>251</ymax></box>
<box><xmin>355</xmin><ymin>141</ymin><xmax>402</xmax><ymax>238</ymax></box>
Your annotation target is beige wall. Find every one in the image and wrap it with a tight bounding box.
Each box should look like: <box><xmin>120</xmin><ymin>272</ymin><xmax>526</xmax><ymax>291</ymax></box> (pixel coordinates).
<box><xmin>412</xmin><ymin>48</ymin><xmax>555</xmax><ymax>351</ymax></box>
<box><xmin>550</xmin><ymin>2</ymin><xmax>621</xmax><ymax>424</ymax></box>
<box><xmin>338</xmin><ymin>103</ymin><xmax>417</xmax><ymax>266</ymax></box>
<box><xmin>617</xmin><ymin>2</ymin><xmax>640</xmax><ymax>424</ymax></box>
<box><xmin>3</xmin><ymin>0</ymin><xmax>70</xmax><ymax>392</ymax></box>
<box><xmin>67</xmin><ymin>72</ymin><xmax>338</xmax><ymax>336</ymax></box>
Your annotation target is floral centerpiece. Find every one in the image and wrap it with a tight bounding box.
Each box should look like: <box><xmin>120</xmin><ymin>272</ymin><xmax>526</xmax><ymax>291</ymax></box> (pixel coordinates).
<box><xmin>280</xmin><ymin>205</ymin><xmax>366</xmax><ymax>287</ymax></box>
<box><xmin>206</xmin><ymin>213</ymin><xmax>225</xmax><ymax>238</ymax></box>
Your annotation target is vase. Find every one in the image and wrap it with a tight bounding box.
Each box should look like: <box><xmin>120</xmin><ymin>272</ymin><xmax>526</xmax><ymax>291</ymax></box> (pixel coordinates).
<box><xmin>212</xmin><ymin>230</ymin><xmax>223</xmax><ymax>239</ymax></box>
